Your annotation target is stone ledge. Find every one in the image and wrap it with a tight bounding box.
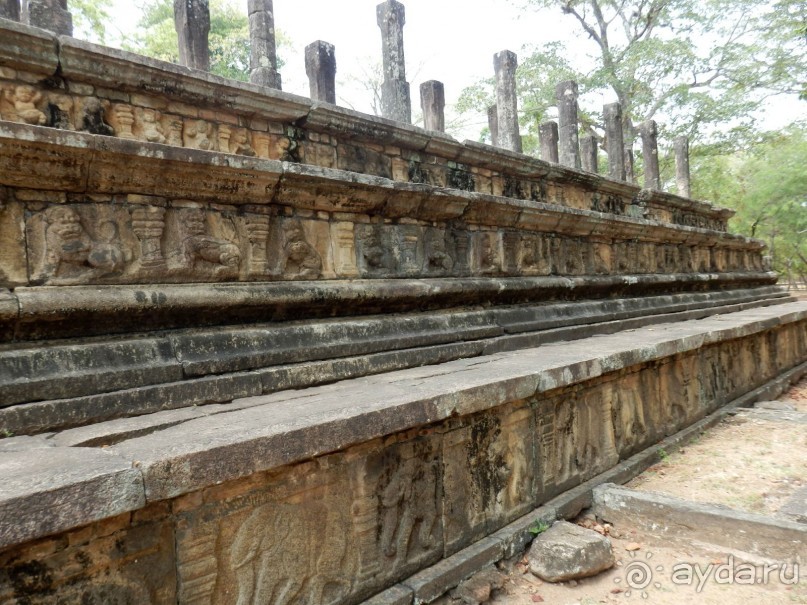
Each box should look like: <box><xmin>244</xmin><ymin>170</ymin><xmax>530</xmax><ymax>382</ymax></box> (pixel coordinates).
<box><xmin>5</xmin><ymin>273</ymin><xmax>781</xmax><ymax>340</ymax></box>
<box><xmin>0</xmin><ymin>447</ymin><xmax>144</xmax><ymax>550</ymax></box>
<box><xmin>102</xmin><ymin>302</ymin><xmax>806</xmax><ymax>502</ymax></box>
<box><xmin>0</xmin><ymin>286</ymin><xmax>788</xmax><ymax>431</ymax></box>
<box><xmin>0</xmin><ymin>304</ymin><xmax>803</xmax><ymax>560</ymax></box>
<box><xmin>0</xmin><ymin>123</ymin><xmax>759</xmax><ymax>251</ymax></box>
<box><xmin>592</xmin><ymin>484</ymin><xmax>807</xmax><ymax>563</ymax></box>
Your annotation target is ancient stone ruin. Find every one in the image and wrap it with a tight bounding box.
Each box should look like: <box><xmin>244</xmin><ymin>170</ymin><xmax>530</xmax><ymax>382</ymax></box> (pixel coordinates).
<box><xmin>0</xmin><ymin>2</ymin><xmax>805</xmax><ymax>604</ymax></box>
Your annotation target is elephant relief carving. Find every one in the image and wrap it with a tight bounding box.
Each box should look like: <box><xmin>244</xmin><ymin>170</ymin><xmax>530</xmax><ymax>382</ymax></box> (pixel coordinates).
<box><xmin>32</xmin><ymin>206</ymin><xmax>124</xmax><ymax>283</ymax></box>
<box><xmin>282</xmin><ymin>221</ymin><xmax>322</xmax><ymax>279</ymax></box>
<box><xmin>229</xmin><ymin>502</ymin><xmax>356</xmax><ymax>605</ymax></box>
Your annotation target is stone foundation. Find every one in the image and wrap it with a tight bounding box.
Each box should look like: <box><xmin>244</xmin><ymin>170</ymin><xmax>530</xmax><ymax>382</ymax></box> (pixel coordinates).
<box><xmin>1</xmin><ymin>305</ymin><xmax>805</xmax><ymax>604</ymax></box>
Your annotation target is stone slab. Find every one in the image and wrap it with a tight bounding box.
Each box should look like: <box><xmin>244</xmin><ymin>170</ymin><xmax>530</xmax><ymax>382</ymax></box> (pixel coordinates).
<box><xmin>0</xmin><ymin>447</ymin><xmax>145</xmax><ymax>549</ymax></box>
<box><xmin>778</xmin><ymin>487</ymin><xmax>807</xmax><ymax>524</ymax></box>
<box><xmin>106</xmin><ymin>303</ymin><xmax>807</xmax><ymax>501</ymax></box>
<box><xmin>402</xmin><ymin>537</ymin><xmax>504</xmax><ymax>605</ymax></box>
<box><xmin>592</xmin><ymin>484</ymin><xmax>807</xmax><ymax>563</ymax></box>
<box><xmin>361</xmin><ymin>585</ymin><xmax>414</xmax><ymax>605</ymax></box>
<box><xmin>0</xmin><ymin>19</ymin><xmax>59</xmax><ymax>75</ymax></box>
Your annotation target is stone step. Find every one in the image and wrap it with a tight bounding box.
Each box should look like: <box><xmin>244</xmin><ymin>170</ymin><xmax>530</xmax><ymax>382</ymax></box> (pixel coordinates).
<box><xmin>0</xmin><ymin>287</ymin><xmax>791</xmax><ymax>435</ymax></box>
<box><xmin>0</xmin><ymin>302</ymin><xmax>804</xmax><ymax>604</ymax></box>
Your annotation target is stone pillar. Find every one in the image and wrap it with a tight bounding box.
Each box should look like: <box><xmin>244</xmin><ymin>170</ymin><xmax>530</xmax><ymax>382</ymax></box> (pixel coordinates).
<box><xmin>27</xmin><ymin>0</ymin><xmax>72</xmax><ymax>35</ymax></box>
<box><xmin>539</xmin><ymin>121</ymin><xmax>559</xmax><ymax>163</ymax></box>
<box><xmin>487</xmin><ymin>105</ymin><xmax>499</xmax><ymax>147</ymax></box>
<box><xmin>675</xmin><ymin>136</ymin><xmax>691</xmax><ymax>198</ymax></box>
<box><xmin>377</xmin><ymin>0</ymin><xmax>411</xmax><ymax>123</ymax></box>
<box><xmin>493</xmin><ymin>50</ymin><xmax>521</xmax><ymax>153</ymax></box>
<box><xmin>420</xmin><ymin>80</ymin><xmax>445</xmax><ymax>132</ymax></box>
<box><xmin>581</xmin><ymin>135</ymin><xmax>598</xmax><ymax>173</ymax></box>
<box><xmin>640</xmin><ymin>120</ymin><xmax>660</xmax><ymax>190</ymax></box>
<box><xmin>174</xmin><ymin>0</ymin><xmax>210</xmax><ymax>71</ymax></box>
<box><xmin>603</xmin><ymin>102</ymin><xmax>626</xmax><ymax>181</ymax></box>
<box><xmin>625</xmin><ymin>148</ymin><xmax>636</xmax><ymax>183</ymax></box>
<box><xmin>556</xmin><ymin>80</ymin><xmax>580</xmax><ymax>169</ymax></box>
<box><xmin>249</xmin><ymin>0</ymin><xmax>281</xmax><ymax>89</ymax></box>
<box><xmin>305</xmin><ymin>41</ymin><xmax>336</xmax><ymax>103</ymax></box>
<box><xmin>1</xmin><ymin>0</ymin><xmax>20</xmax><ymax>21</ymax></box>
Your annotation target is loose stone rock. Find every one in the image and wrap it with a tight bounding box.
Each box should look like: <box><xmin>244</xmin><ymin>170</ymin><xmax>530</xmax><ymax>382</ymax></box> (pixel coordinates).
<box><xmin>527</xmin><ymin>521</ymin><xmax>615</xmax><ymax>582</ymax></box>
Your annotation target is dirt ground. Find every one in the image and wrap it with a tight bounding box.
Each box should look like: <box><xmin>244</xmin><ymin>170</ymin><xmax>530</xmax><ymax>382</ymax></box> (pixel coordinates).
<box><xmin>489</xmin><ymin>527</ymin><xmax>806</xmax><ymax>604</ymax></box>
<box><xmin>481</xmin><ymin>379</ymin><xmax>807</xmax><ymax>604</ymax></box>
<box><xmin>627</xmin><ymin>378</ymin><xmax>807</xmax><ymax>515</ymax></box>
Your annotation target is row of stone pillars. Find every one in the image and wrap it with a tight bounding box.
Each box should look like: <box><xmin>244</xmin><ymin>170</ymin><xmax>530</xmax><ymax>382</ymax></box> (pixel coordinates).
<box><xmin>2</xmin><ymin>0</ymin><xmax>691</xmax><ymax>196</ymax></box>
<box><xmin>488</xmin><ymin>53</ymin><xmax>691</xmax><ymax>196</ymax></box>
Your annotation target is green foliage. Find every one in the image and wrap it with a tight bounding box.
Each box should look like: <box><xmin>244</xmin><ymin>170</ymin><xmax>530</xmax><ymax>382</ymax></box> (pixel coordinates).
<box><xmin>124</xmin><ymin>0</ymin><xmax>288</xmax><ymax>82</ymax></box>
<box><xmin>693</xmin><ymin>124</ymin><xmax>807</xmax><ymax>283</ymax></box>
<box><xmin>70</xmin><ymin>0</ymin><xmax>114</xmax><ymax>44</ymax></box>
<box><xmin>529</xmin><ymin>520</ymin><xmax>551</xmax><ymax>535</ymax></box>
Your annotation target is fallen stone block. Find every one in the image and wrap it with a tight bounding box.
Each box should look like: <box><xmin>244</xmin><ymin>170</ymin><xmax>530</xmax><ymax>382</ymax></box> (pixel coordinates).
<box><xmin>526</xmin><ymin>521</ymin><xmax>615</xmax><ymax>582</ymax></box>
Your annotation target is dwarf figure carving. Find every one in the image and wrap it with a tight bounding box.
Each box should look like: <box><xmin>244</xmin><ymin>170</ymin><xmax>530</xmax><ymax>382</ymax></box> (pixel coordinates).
<box><xmin>139</xmin><ymin>108</ymin><xmax>166</xmax><ymax>144</ymax></box>
<box><xmin>183</xmin><ymin>119</ymin><xmax>213</xmax><ymax>150</ymax></box>
<box><xmin>282</xmin><ymin>221</ymin><xmax>322</xmax><ymax>279</ymax></box>
<box><xmin>4</xmin><ymin>85</ymin><xmax>46</xmax><ymax>125</ymax></box>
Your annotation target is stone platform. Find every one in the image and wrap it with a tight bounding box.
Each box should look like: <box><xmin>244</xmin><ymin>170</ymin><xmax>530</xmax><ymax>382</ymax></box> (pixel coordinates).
<box><xmin>1</xmin><ymin>16</ymin><xmax>806</xmax><ymax>605</ymax></box>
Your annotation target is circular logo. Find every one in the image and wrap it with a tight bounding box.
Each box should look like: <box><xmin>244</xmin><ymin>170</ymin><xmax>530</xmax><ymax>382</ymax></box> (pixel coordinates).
<box><xmin>614</xmin><ymin>551</ymin><xmax>664</xmax><ymax>598</ymax></box>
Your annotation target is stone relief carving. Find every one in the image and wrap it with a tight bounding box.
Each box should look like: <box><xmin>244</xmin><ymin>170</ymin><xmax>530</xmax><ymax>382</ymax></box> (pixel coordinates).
<box><xmin>356</xmin><ymin>224</ymin><xmax>392</xmax><ymax>275</ymax></box>
<box><xmin>376</xmin><ymin>442</ymin><xmax>439</xmax><ymax>562</ymax></box>
<box><xmin>183</xmin><ymin>119</ymin><xmax>214</xmax><ymax>150</ymax></box>
<box><xmin>476</xmin><ymin>232</ymin><xmax>501</xmax><ymax>274</ymax></box>
<box><xmin>130</xmin><ymin>205</ymin><xmax>167</xmax><ymax>271</ymax></box>
<box><xmin>170</xmin><ymin>208</ymin><xmax>241</xmax><ymax>278</ymax></box>
<box><xmin>2</xmin><ymin>84</ymin><xmax>47</xmax><ymax>125</ymax></box>
<box><xmin>244</xmin><ymin>214</ymin><xmax>271</xmax><ymax>276</ymax></box>
<box><xmin>424</xmin><ymin>228</ymin><xmax>453</xmax><ymax>274</ymax></box>
<box><xmin>79</xmin><ymin>97</ymin><xmax>115</xmax><ymax>136</ymax></box>
<box><xmin>112</xmin><ymin>104</ymin><xmax>136</xmax><ymax>139</ymax></box>
<box><xmin>138</xmin><ymin>108</ymin><xmax>166</xmax><ymax>144</ymax></box>
<box><xmin>30</xmin><ymin>206</ymin><xmax>124</xmax><ymax>284</ymax></box>
<box><xmin>282</xmin><ymin>220</ymin><xmax>322</xmax><ymax>280</ymax></box>
<box><xmin>229</xmin><ymin>501</ymin><xmax>355</xmax><ymax>605</ymax></box>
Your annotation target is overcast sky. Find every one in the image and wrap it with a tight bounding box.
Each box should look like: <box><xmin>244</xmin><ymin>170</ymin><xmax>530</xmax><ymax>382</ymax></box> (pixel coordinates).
<box><xmin>108</xmin><ymin>0</ymin><xmax>803</xmax><ymax>141</ymax></box>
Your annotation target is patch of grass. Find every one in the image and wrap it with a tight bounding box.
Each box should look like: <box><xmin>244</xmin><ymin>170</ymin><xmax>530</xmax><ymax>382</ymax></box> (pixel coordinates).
<box><xmin>529</xmin><ymin>520</ymin><xmax>551</xmax><ymax>536</ymax></box>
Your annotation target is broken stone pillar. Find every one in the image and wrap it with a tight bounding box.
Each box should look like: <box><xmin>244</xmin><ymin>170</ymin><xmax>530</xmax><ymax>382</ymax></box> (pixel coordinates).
<box><xmin>603</xmin><ymin>103</ymin><xmax>626</xmax><ymax>181</ymax></box>
<box><xmin>493</xmin><ymin>50</ymin><xmax>522</xmax><ymax>153</ymax></box>
<box><xmin>487</xmin><ymin>105</ymin><xmax>499</xmax><ymax>147</ymax></box>
<box><xmin>539</xmin><ymin>121</ymin><xmax>559</xmax><ymax>163</ymax></box>
<box><xmin>420</xmin><ymin>80</ymin><xmax>445</xmax><ymax>132</ymax></box>
<box><xmin>27</xmin><ymin>0</ymin><xmax>72</xmax><ymax>35</ymax></box>
<box><xmin>174</xmin><ymin>0</ymin><xmax>210</xmax><ymax>71</ymax></box>
<box><xmin>305</xmin><ymin>41</ymin><xmax>336</xmax><ymax>103</ymax></box>
<box><xmin>640</xmin><ymin>120</ymin><xmax>660</xmax><ymax>190</ymax></box>
<box><xmin>556</xmin><ymin>80</ymin><xmax>580</xmax><ymax>169</ymax></box>
<box><xmin>581</xmin><ymin>135</ymin><xmax>598</xmax><ymax>173</ymax></box>
<box><xmin>1</xmin><ymin>0</ymin><xmax>20</xmax><ymax>21</ymax></box>
<box><xmin>249</xmin><ymin>0</ymin><xmax>281</xmax><ymax>89</ymax></box>
<box><xmin>675</xmin><ymin>136</ymin><xmax>691</xmax><ymax>198</ymax></box>
<box><xmin>625</xmin><ymin>148</ymin><xmax>636</xmax><ymax>183</ymax></box>
<box><xmin>376</xmin><ymin>0</ymin><xmax>411</xmax><ymax>123</ymax></box>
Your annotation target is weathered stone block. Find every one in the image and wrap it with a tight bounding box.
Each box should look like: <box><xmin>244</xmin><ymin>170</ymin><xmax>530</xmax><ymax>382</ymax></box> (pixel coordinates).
<box><xmin>527</xmin><ymin>521</ymin><xmax>614</xmax><ymax>582</ymax></box>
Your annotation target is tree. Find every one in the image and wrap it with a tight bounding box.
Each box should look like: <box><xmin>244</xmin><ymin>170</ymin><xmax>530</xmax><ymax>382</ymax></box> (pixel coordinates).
<box><xmin>70</xmin><ymin>0</ymin><xmax>114</xmax><ymax>43</ymax></box>
<box><xmin>694</xmin><ymin>124</ymin><xmax>807</xmax><ymax>284</ymax></box>
<box><xmin>125</xmin><ymin>0</ymin><xmax>288</xmax><ymax>82</ymax></box>
<box><xmin>459</xmin><ymin>0</ymin><xmax>806</xmax><ymax>162</ymax></box>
